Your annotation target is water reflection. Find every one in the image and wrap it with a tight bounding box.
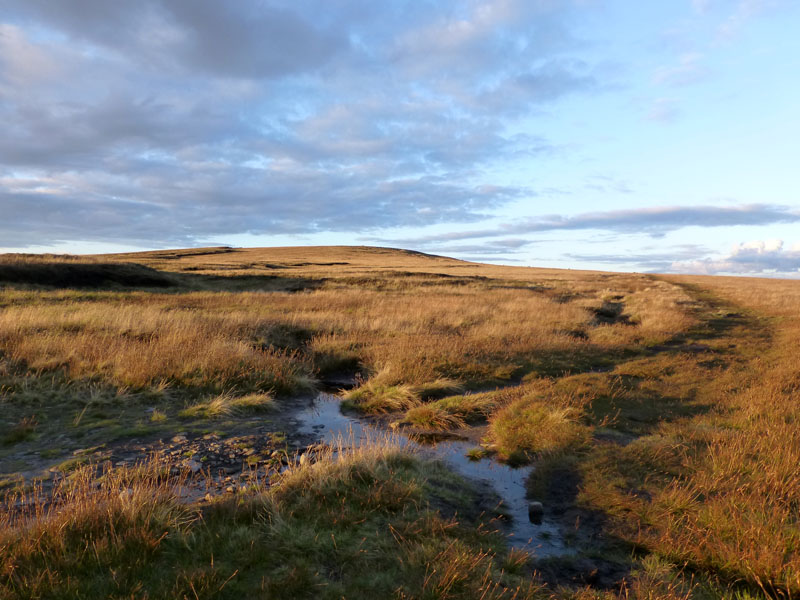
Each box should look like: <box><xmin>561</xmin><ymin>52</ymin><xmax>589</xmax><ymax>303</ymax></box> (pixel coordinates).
<box><xmin>296</xmin><ymin>394</ymin><xmax>568</xmax><ymax>557</ymax></box>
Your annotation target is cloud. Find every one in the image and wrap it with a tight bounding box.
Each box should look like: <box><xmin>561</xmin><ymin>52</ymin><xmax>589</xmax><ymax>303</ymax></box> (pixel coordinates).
<box><xmin>3</xmin><ymin>0</ymin><xmax>349</xmax><ymax>79</ymax></box>
<box><xmin>672</xmin><ymin>239</ymin><xmax>800</xmax><ymax>275</ymax></box>
<box><xmin>0</xmin><ymin>0</ymin><xmax>606</xmax><ymax>249</ymax></box>
<box><xmin>564</xmin><ymin>244</ymin><xmax>712</xmax><ymax>272</ymax></box>
<box><xmin>380</xmin><ymin>204</ymin><xmax>800</xmax><ymax>246</ymax></box>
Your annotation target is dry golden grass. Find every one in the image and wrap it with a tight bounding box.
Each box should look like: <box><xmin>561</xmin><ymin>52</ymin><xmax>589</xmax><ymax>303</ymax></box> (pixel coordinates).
<box><xmin>0</xmin><ymin>249</ymin><xmax>697</xmax><ymax>402</ymax></box>
<box><xmin>8</xmin><ymin>246</ymin><xmax>793</xmax><ymax>598</ymax></box>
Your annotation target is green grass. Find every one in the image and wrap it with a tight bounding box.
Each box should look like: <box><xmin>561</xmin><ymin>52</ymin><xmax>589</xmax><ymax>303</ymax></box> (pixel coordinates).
<box><xmin>489</xmin><ymin>400</ymin><xmax>589</xmax><ymax>465</ymax></box>
<box><xmin>179</xmin><ymin>392</ymin><xmax>276</xmax><ymax>419</ymax></box>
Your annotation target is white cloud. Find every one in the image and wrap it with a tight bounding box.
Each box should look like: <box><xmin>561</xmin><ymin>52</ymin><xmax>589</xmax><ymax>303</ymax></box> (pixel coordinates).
<box><xmin>672</xmin><ymin>239</ymin><xmax>800</xmax><ymax>275</ymax></box>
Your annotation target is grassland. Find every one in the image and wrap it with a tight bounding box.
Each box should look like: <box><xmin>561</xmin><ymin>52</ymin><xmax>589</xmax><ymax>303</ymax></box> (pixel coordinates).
<box><xmin>1</xmin><ymin>246</ymin><xmax>798</xmax><ymax>598</ymax></box>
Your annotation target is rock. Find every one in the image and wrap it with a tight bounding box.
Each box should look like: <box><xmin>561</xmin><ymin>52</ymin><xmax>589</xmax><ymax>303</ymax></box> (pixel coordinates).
<box><xmin>187</xmin><ymin>460</ymin><xmax>202</xmax><ymax>474</ymax></box>
<box><xmin>298</xmin><ymin>453</ymin><xmax>308</xmax><ymax>466</ymax></box>
<box><xmin>172</xmin><ymin>434</ymin><xmax>187</xmax><ymax>443</ymax></box>
<box><xmin>118</xmin><ymin>488</ymin><xmax>134</xmax><ymax>503</ymax></box>
<box><xmin>528</xmin><ymin>501</ymin><xmax>544</xmax><ymax>525</ymax></box>
<box><xmin>225</xmin><ymin>486</ymin><xmax>235</xmax><ymax>493</ymax></box>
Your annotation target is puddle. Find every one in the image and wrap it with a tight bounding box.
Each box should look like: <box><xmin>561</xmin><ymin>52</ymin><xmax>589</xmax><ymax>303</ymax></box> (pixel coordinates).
<box><xmin>297</xmin><ymin>393</ymin><xmax>569</xmax><ymax>557</ymax></box>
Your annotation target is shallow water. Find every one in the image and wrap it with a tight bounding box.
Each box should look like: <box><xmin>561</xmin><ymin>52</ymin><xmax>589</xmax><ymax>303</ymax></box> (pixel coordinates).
<box><xmin>296</xmin><ymin>393</ymin><xmax>568</xmax><ymax>557</ymax></box>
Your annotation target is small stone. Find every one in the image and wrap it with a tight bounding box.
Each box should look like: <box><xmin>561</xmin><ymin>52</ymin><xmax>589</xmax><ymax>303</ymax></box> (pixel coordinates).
<box><xmin>225</xmin><ymin>486</ymin><xmax>235</xmax><ymax>493</ymax></box>
<box><xmin>172</xmin><ymin>434</ymin><xmax>187</xmax><ymax>443</ymax></box>
<box><xmin>528</xmin><ymin>501</ymin><xmax>544</xmax><ymax>525</ymax></box>
<box><xmin>187</xmin><ymin>460</ymin><xmax>202</xmax><ymax>474</ymax></box>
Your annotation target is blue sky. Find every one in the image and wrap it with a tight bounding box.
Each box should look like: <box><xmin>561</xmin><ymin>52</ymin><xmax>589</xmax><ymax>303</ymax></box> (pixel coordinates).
<box><xmin>1</xmin><ymin>0</ymin><xmax>799</xmax><ymax>276</ymax></box>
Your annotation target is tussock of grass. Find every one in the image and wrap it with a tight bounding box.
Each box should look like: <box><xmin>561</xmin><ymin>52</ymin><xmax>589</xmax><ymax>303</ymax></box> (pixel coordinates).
<box><xmin>432</xmin><ymin>390</ymin><xmax>504</xmax><ymax>422</ymax></box>
<box><xmin>402</xmin><ymin>404</ymin><xmax>466</xmax><ymax>430</ymax></box>
<box><xmin>341</xmin><ymin>382</ymin><xmax>419</xmax><ymax>413</ymax></box>
<box><xmin>400</xmin><ymin>389</ymin><xmax>505</xmax><ymax>430</ymax></box>
<box><xmin>179</xmin><ymin>392</ymin><xmax>275</xmax><ymax>419</ymax></box>
<box><xmin>489</xmin><ymin>399</ymin><xmax>588</xmax><ymax>464</ymax></box>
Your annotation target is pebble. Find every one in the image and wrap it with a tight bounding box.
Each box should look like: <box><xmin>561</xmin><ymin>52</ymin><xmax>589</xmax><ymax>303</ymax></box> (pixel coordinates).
<box><xmin>528</xmin><ymin>501</ymin><xmax>544</xmax><ymax>525</ymax></box>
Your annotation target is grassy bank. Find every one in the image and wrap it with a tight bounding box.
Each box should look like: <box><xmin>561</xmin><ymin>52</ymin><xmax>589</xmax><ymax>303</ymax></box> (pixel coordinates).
<box><xmin>1</xmin><ymin>435</ymin><xmax>538</xmax><ymax>599</ymax></box>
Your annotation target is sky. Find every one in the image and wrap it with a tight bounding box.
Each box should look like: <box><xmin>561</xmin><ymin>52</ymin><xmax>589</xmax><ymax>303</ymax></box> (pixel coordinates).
<box><xmin>1</xmin><ymin>0</ymin><xmax>799</xmax><ymax>276</ymax></box>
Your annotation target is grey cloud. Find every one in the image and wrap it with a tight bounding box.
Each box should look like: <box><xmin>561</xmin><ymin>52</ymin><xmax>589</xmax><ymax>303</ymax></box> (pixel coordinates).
<box><xmin>384</xmin><ymin>204</ymin><xmax>800</xmax><ymax>245</ymax></box>
<box><xmin>564</xmin><ymin>244</ymin><xmax>712</xmax><ymax>272</ymax></box>
<box><xmin>0</xmin><ymin>1</ymin><xmax>610</xmax><ymax>249</ymax></box>
<box><xmin>4</xmin><ymin>0</ymin><xmax>348</xmax><ymax>79</ymax></box>
<box><xmin>1</xmin><ymin>170</ymin><xmax>518</xmax><ymax>249</ymax></box>
<box><xmin>476</xmin><ymin>59</ymin><xmax>597</xmax><ymax>115</ymax></box>
<box><xmin>422</xmin><ymin>238</ymin><xmax>536</xmax><ymax>255</ymax></box>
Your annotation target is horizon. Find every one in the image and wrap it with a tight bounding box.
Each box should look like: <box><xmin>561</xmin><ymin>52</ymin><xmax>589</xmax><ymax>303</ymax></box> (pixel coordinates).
<box><xmin>2</xmin><ymin>1</ymin><xmax>799</xmax><ymax>277</ymax></box>
<box><xmin>5</xmin><ymin>243</ymin><xmax>800</xmax><ymax>281</ymax></box>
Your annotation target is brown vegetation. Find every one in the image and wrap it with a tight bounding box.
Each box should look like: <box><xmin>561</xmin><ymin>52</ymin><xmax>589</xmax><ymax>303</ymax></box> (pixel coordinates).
<box><xmin>2</xmin><ymin>246</ymin><xmax>799</xmax><ymax>598</ymax></box>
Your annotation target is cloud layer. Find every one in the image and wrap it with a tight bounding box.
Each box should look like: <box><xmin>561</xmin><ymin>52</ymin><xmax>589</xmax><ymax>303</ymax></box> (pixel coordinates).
<box><xmin>1</xmin><ymin>0</ymin><xmax>601</xmax><ymax>248</ymax></box>
<box><xmin>378</xmin><ymin>204</ymin><xmax>800</xmax><ymax>246</ymax></box>
<box><xmin>673</xmin><ymin>240</ymin><xmax>800</xmax><ymax>275</ymax></box>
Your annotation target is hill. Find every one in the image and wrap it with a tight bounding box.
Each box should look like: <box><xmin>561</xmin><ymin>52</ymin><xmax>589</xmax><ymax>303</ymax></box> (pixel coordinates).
<box><xmin>1</xmin><ymin>246</ymin><xmax>799</xmax><ymax>599</ymax></box>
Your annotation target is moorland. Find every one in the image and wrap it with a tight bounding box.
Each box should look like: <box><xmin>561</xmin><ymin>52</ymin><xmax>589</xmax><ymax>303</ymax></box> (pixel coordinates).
<box><xmin>1</xmin><ymin>246</ymin><xmax>798</xmax><ymax>599</ymax></box>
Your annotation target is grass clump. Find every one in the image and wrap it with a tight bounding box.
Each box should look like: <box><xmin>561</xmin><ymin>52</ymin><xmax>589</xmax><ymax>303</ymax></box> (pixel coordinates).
<box><xmin>431</xmin><ymin>390</ymin><xmax>503</xmax><ymax>423</ymax></box>
<box><xmin>400</xmin><ymin>389</ymin><xmax>505</xmax><ymax>430</ymax></box>
<box><xmin>489</xmin><ymin>399</ymin><xmax>588</xmax><ymax>464</ymax></box>
<box><xmin>179</xmin><ymin>392</ymin><xmax>275</xmax><ymax>419</ymax></box>
<box><xmin>342</xmin><ymin>382</ymin><xmax>419</xmax><ymax>413</ymax></box>
<box><xmin>402</xmin><ymin>404</ymin><xmax>466</xmax><ymax>430</ymax></box>
<box><xmin>1</xmin><ymin>416</ymin><xmax>37</xmax><ymax>445</ymax></box>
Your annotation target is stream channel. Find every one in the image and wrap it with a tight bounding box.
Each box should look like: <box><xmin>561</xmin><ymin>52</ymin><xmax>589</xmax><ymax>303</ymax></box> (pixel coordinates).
<box><xmin>296</xmin><ymin>393</ymin><xmax>569</xmax><ymax>558</ymax></box>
